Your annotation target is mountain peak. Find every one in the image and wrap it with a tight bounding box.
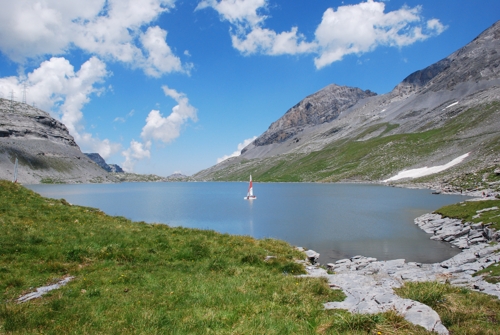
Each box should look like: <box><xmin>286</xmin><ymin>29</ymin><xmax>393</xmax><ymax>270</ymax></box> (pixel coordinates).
<box><xmin>252</xmin><ymin>84</ymin><xmax>377</xmax><ymax>147</ymax></box>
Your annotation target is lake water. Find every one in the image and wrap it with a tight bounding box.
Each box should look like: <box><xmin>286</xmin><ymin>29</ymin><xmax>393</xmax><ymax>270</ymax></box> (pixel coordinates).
<box><xmin>27</xmin><ymin>182</ymin><xmax>469</xmax><ymax>264</ymax></box>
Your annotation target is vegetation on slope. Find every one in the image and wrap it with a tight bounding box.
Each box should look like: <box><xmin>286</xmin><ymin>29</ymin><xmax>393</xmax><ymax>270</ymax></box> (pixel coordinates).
<box><xmin>200</xmin><ymin>102</ymin><xmax>500</xmax><ymax>183</ymax></box>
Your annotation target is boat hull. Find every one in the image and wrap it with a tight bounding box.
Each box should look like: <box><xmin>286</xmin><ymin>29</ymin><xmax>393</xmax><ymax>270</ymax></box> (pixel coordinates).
<box><xmin>244</xmin><ymin>196</ymin><xmax>257</xmax><ymax>200</ymax></box>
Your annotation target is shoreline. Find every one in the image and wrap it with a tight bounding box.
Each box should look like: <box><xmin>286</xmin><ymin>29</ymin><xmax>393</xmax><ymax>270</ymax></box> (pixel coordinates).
<box><xmin>301</xmin><ymin>199</ymin><xmax>500</xmax><ymax>334</ymax></box>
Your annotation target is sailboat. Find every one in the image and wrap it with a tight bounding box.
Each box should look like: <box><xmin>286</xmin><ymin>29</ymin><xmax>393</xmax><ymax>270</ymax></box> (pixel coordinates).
<box><xmin>244</xmin><ymin>175</ymin><xmax>257</xmax><ymax>200</ymax></box>
<box><xmin>12</xmin><ymin>157</ymin><xmax>18</xmax><ymax>183</ymax></box>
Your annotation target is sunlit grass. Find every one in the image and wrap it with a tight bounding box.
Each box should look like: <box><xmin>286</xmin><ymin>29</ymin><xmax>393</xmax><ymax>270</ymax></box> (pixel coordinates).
<box><xmin>1</xmin><ymin>180</ymin><xmax>348</xmax><ymax>334</ymax></box>
<box><xmin>395</xmin><ymin>281</ymin><xmax>500</xmax><ymax>334</ymax></box>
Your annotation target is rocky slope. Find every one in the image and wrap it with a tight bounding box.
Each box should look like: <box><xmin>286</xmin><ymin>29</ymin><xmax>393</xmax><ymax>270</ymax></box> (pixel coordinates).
<box><xmin>250</xmin><ymin>85</ymin><xmax>376</xmax><ymax>148</ymax></box>
<box><xmin>0</xmin><ymin>99</ymin><xmax>116</xmax><ymax>184</ymax></box>
<box><xmin>194</xmin><ymin>21</ymin><xmax>500</xmax><ymax>186</ymax></box>
<box><xmin>85</xmin><ymin>153</ymin><xmax>124</xmax><ymax>173</ymax></box>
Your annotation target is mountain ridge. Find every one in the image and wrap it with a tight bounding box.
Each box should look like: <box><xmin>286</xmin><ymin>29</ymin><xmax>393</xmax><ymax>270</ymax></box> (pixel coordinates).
<box><xmin>194</xmin><ymin>20</ymin><xmax>500</xmax><ymax>187</ymax></box>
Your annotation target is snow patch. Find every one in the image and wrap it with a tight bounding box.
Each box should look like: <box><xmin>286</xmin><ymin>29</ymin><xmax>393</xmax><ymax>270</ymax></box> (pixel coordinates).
<box><xmin>442</xmin><ymin>101</ymin><xmax>458</xmax><ymax>110</ymax></box>
<box><xmin>383</xmin><ymin>153</ymin><xmax>470</xmax><ymax>182</ymax></box>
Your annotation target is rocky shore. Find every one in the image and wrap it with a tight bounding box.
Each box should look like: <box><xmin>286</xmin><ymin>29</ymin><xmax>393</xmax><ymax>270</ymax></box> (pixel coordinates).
<box><xmin>301</xmin><ymin>205</ymin><xmax>500</xmax><ymax>334</ymax></box>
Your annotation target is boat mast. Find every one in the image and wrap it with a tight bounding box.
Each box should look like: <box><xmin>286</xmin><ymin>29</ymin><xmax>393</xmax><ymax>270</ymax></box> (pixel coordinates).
<box><xmin>13</xmin><ymin>157</ymin><xmax>18</xmax><ymax>183</ymax></box>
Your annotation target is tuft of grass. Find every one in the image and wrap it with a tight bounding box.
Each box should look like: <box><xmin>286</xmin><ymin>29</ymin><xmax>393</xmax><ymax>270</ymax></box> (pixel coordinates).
<box><xmin>474</xmin><ymin>262</ymin><xmax>500</xmax><ymax>284</ymax></box>
<box><xmin>396</xmin><ymin>281</ymin><xmax>500</xmax><ymax>334</ymax></box>
<box><xmin>394</xmin><ymin>281</ymin><xmax>450</xmax><ymax>309</ymax></box>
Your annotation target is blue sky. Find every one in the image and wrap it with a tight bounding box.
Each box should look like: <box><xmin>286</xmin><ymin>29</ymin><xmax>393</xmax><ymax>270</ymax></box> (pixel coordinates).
<box><xmin>0</xmin><ymin>0</ymin><xmax>498</xmax><ymax>176</ymax></box>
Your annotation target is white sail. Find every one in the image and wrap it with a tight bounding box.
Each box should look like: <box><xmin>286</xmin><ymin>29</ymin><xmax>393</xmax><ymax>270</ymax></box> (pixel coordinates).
<box><xmin>244</xmin><ymin>175</ymin><xmax>257</xmax><ymax>200</ymax></box>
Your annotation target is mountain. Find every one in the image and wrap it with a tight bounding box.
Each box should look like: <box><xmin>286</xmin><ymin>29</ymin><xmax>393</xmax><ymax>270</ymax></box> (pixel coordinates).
<box><xmin>194</xmin><ymin>21</ymin><xmax>500</xmax><ymax>186</ymax></box>
<box><xmin>109</xmin><ymin>164</ymin><xmax>124</xmax><ymax>173</ymax></box>
<box><xmin>84</xmin><ymin>153</ymin><xmax>124</xmax><ymax>173</ymax></box>
<box><xmin>85</xmin><ymin>153</ymin><xmax>113</xmax><ymax>172</ymax></box>
<box><xmin>0</xmin><ymin>100</ymin><xmax>117</xmax><ymax>184</ymax></box>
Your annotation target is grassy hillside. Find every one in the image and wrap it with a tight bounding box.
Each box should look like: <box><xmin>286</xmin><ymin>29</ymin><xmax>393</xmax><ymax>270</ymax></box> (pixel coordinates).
<box><xmin>197</xmin><ymin>102</ymin><xmax>500</xmax><ymax>184</ymax></box>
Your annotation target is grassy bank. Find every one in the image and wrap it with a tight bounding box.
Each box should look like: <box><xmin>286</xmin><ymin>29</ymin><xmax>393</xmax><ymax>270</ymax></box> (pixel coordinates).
<box><xmin>2</xmin><ymin>181</ymin><xmax>500</xmax><ymax>334</ymax></box>
<box><xmin>436</xmin><ymin>199</ymin><xmax>500</xmax><ymax>285</ymax></box>
<box><xmin>0</xmin><ymin>180</ymin><xmax>346</xmax><ymax>334</ymax></box>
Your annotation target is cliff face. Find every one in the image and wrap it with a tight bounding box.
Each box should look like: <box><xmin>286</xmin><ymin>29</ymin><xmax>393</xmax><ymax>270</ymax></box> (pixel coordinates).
<box><xmin>252</xmin><ymin>85</ymin><xmax>376</xmax><ymax>147</ymax></box>
<box><xmin>0</xmin><ymin>99</ymin><xmax>117</xmax><ymax>184</ymax></box>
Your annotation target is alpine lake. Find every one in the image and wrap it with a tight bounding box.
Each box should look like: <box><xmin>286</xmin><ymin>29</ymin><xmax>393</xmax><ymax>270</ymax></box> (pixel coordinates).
<box><xmin>27</xmin><ymin>182</ymin><xmax>469</xmax><ymax>264</ymax></box>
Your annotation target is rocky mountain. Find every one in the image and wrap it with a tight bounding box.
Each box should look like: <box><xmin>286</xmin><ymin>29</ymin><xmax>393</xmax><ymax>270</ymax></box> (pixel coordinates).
<box><xmin>85</xmin><ymin>153</ymin><xmax>124</xmax><ymax>173</ymax></box>
<box><xmin>194</xmin><ymin>21</ymin><xmax>500</xmax><ymax>186</ymax></box>
<box><xmin>0</xmin><ymin>99</ymin><xmax>117</xmax><ymax>184</ymax></box>
<box><xmin>85</xmin><ymin>153</ymin><xmax>113</xmax><ymax>172</ymax></box>
<box><xmin>250</xmin><ymin>85</ymin><xmax>376</xmax><ymax>148</ymax></box>
<box><xmin>109</xmin><ymin>164</ymin><xmax>124</xmax><ymax>173</ymax></box>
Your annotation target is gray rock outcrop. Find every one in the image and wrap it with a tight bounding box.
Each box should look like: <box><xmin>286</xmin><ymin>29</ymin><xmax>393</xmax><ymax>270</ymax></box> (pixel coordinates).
<box><xmin>0</xmin><ymin>98</ymin><xmax>117</xmax><ymax>184</ymax></box>
<box><xmin>85</xmin><ymin>153</ymin><xmax>112</xmax><ymax>172</ymax></box>
<box><xmin>299</xmin><ymin>208</ymin><xmax>500</xmax><ymax>334</ymax></box>
<box><xmin>415</xmin><ymin>211</ymin><xmax>500</xmax><ymax>249</ymax></box>
<box><xmin>251</xmin><ymin>85</ymin><xmax>376</xmax><ymax>148</ymax></box>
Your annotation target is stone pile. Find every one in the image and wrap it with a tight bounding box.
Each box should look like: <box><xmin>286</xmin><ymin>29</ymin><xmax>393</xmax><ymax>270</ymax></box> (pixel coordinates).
<box><xmin>415</xmin><ymin>211</ymin><xmax>500</xmax><ymax>249</ymax></box>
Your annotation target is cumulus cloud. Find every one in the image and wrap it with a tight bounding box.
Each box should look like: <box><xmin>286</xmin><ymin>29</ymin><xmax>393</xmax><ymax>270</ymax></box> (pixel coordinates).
<box><xmin>120</xmin><ymin>86</ymin><xmax>197</xmax><ymax>171</ymax></box>
<box><xmin>122</xmin><ymin>140</ymin><xmax>152</xmax><ymax>172</ymax></box>
<box><xmin>217</xmin><ymin>136</ymin><xmax>257</xmax><ymax>163</ymax></box>
<box><xmin>196</xmin><ymin>0</ymin><xmax>267</xmax><ymax>27</ymax></box>
<box><xmin>0</xmin><ymin>0</ymin><xmax>190</xmax><ymax>77</ymax></box>
<box><xmin>0</xmin><ymin>56</ymin><xmax>121</xmax><ymax>159</ymax></box>
<box><xmin>141</xmin><ymin>86</ymin><xmax>198</xmax><ymax>143</ymax></box>
<box><xmin>198</xmin><ymin>0</ymin><xmax>446</xmax><ymax>68</ymax></box>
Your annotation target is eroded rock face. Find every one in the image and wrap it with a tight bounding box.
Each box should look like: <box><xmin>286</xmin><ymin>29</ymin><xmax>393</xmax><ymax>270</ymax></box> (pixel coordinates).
<box><xmin>0</xmin><ymin>98</ymin><xmax>116</xmax><ymax>184</ymax></box>
<box><xmin>253</xmin><ymin>85</ymin><xmax>376</xmax><ymax>147</ymax></box>
<box><xmin>0</xmin><ymin>99</ymin><xmax>77</xmax><ymax>147</ymax></box>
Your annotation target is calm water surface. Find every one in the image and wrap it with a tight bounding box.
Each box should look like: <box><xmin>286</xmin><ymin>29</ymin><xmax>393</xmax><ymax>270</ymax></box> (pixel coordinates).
<box><xmin>27</xmin><ymin>182</ymin><xmax>468</xmax><ymax>263</ymax></box>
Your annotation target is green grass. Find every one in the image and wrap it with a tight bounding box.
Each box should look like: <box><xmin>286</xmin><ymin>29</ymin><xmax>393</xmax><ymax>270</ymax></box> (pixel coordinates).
<box><xmin>435</xmin><ymin>200</ymin><xmax>500</xmax><ymax>231</ymax></box>
<box><xmin>395</xmin><ymin>282</ymin><xmax>500</xmax><ymax>334</ymax></box>
<box><xmin>199</xmin><ymin>102</ymin><xmax>500</xmax><ymax>183</ymax></box>
<box><xmin>0</xmin><ymin>180</ymin><xmax>352</xmax><ymax>334</ymax></box>
<box><xmin>474</xmin><ymin>263</ymin><xmax>500</xmax><ymax>284</ymax></box>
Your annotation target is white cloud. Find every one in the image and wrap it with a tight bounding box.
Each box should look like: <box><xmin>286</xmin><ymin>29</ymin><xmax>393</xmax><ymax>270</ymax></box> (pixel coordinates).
<box><xmin>120</xmin><ymin>86</ymin><xmax>197</xmax><ymax>171</ymax></box>
<box><xmin>198</xmin><ymin>0</ymin><xmax>446</xmax><ymax>68</ymax></box>
<box><xmin>141</xmin><ymin>86</ymin><xmax>198</xmax><ymax>143</ymax></box>
<box><xmin>231</xmin><ymin>26</ymin><xmax>316</xmax><ymax>55</ymax></box>
<box><xmin>0</xmin><ymin>56</ymin><xmax>121</xmax><ymax>159</ymax></box>
<box><xmin>140</xmin><ymin>26</ymin><xmax>188</xmax><ymax>77</ymax></box>
<box><xmin>196</xmin><ymin>0</ymin><xmax>267</xmax><ymax>27</ymax></box>
<box><xmin>122</xmin><ymin>140</ymin><xmax>152</xmax><ymax>172</ymax></box>
<box><xmin>313</xmin><ymin>1</ymin><xmax>445</xmax><ymax>68</ymax></box>
<box><xmin>0</xmin><ymin>0</ymin><xmax>189</xmax><ymax>77</ymax></box>
<box><xmin>113</xmin><ymin>109</ymin><xmax>135</xmax><ymax>123</ymax></box>
<box><xmin>217</xmin><ymin>136</ymin><xmax>257</xmax><ymax>163</ymax></box>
